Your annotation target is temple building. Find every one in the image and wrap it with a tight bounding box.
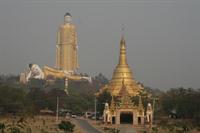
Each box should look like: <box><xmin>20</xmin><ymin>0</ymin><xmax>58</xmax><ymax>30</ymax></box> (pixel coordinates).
<box><xmin>103</xmin><ymin>81</ymin><xmax>146</xmax><ymax>125</ymax></box>
<box><xmin>100</xmin><ymin>36</ymin><xmax>153</xmax><ymax>125</ymax></box>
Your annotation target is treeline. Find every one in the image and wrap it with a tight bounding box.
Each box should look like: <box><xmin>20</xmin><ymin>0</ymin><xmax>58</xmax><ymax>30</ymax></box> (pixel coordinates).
<box><xmin>159</xmin><ymin>88</ymin><xmax>200</xmax><ymax>121</ymax></box>
<box><xmin>0</xmin><ymin>74</ymin><xmax>200</xmax><ymax>126</ymax></box>
<box><xmin>0</xmin><ymin>73</ymin><xmax>108</xmax><ymax>116</ymax></box>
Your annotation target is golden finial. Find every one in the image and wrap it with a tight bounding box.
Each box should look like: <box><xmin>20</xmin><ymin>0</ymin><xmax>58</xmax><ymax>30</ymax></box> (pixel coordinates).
<box><xmin>120</xmin><ymin>25</ymin><xmax>125</xmax><ymax>45</ymax></box>
<box><xmin>119</xmin><ymin>26</ymin><xmax>127</xmax><ymax>65</ymax></box>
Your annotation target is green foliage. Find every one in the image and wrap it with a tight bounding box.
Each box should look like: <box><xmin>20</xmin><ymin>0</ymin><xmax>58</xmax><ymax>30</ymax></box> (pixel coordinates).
<box><xmin>93</xmin><ymin>73</ymin><xmax>109</xmax><ymax>89</ymax></box>
<box><xmin>0</xmin><ymin>123</ymin><xmax>5</xmax><ymax>133</ymax></box>
<box><xmin>0</xmin><ymin>84</ymin><xmax>26</xmax><ymax>115</ymax></box>
<box><xmin>160</xmin><ymin>88</ymin><xmax>200</xmax><ymax>119</ymax></box>
<box><xmin>151</xmin><ymin>127</ymin><xmax>158</xmax><ymax>133</ymax></box>
<box><xmin>96</xmin><ymin>91</ymin><xmax>112</xmax><ymax>115</ymax></box>
<box><xmin>0</xmin><ymin>73</ymin><xmax>109</xmax><ymax>115</ymax></box>
<box><xmin>7</xmin><ymin>127</ymin><xmax>21</xmax><ymax>133</ymax></box>
<box><xmin>0</xmin><ymin>75</ymin><xmax>19</xmax><ymax>86</ymax></box>
<box><xmin>58</xmin><ymin>121</ymin><xmax>75</xmax><ymax>133</ymax></box>
<box><xmin>63</xmin><ymin>81</ymin><xmax>96</xmax><ymax>114</ymax></box>
<box><xmin>27</xmin><ymin>79</ymin><xmax>45</xmax><ymax>89</ymax></box>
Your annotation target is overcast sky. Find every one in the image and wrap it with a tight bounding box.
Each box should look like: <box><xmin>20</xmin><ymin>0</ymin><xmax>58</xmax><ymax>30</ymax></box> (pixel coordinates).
<box><xmin>0</xmin><ymin>0</ymin><xmax>200</xmax><ymax>89</ymax></box>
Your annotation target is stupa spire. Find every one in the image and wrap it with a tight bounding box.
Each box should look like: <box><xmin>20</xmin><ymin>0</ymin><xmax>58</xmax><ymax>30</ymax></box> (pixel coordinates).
<box><xmin>119</xmin><ymin>35</ymin><xmax>128</xmax><ymax>65</ymax></box>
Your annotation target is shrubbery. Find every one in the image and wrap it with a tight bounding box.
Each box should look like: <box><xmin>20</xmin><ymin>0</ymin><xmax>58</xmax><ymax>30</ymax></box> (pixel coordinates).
<box><xmin>58</xmin><ymin>121</ymin><xmax>75</xmax><ymax>133</ymax></box>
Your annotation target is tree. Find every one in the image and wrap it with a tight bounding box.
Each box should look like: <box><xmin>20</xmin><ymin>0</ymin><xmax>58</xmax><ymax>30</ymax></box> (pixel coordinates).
<box><xmin>93</xmin><ymin>73</ymin><xmax>109</xmax><ymax>90</ymax></box>
<box><xmin>0</xmin><ymin>84</ymin><xmax>26</xmax><ymax>115</ymax></box>
<box><xmin>96</xmin><ymin>91</ymin><xmax>112</xmax><ymax>115</ymax></box>
<box><xmin>160</xmin><ymin>87</ymin><xmax>200</xmax><ymax>119</ymax></box>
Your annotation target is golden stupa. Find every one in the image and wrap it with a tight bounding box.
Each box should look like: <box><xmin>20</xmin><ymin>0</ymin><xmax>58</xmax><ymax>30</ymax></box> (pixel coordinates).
<box><xmin>98</xmin><ymin>36</ymin><xmax>143</xmax><ymax>96</ymax></box>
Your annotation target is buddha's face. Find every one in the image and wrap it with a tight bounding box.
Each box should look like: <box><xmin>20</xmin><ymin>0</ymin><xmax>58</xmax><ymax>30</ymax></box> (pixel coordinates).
<box><xmin>64</xmin><ymin>15</ymin><xmax>72</xmax><ymax>23</ymax></box>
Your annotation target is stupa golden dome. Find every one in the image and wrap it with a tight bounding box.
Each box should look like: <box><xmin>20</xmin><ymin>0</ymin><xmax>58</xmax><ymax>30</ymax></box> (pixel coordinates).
<box><xmin>98</xmin><ymin>36</ymin><xmax>143</xmax><ymax>96</ymax></box>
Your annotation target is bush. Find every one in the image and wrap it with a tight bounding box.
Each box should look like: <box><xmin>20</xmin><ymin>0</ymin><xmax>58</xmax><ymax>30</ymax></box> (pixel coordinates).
<box><xmin>0</xmin><ymin>123</ymin><xmax>5</xmax><ymax>133</ymax></box>
<box><xmin>152</xmin><ymin>127</ymin><xmax>158</xmax><ymax>133</ymax></box>
<box><xmin>58</xmin><ymin>121</ymin><xmax>75</xmax><ymax>133</ymax></box>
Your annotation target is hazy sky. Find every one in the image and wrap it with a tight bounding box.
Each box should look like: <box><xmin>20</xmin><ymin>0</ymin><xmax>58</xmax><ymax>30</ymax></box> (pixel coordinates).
<box><xmin>0</xmin><ymin>0</ymin><xmax>200</xmax><ymax>89</ymax></box>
